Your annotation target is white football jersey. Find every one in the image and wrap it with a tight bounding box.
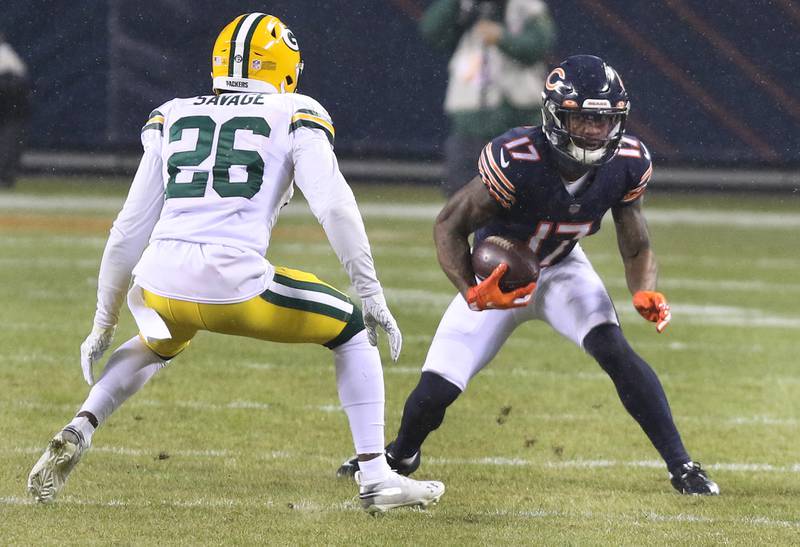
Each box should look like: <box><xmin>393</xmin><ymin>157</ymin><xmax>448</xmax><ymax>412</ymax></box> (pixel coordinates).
<box><xmin>129</xmin><ymin>92</ymin><xmax>341</xmax><ymax>303</ymax></box>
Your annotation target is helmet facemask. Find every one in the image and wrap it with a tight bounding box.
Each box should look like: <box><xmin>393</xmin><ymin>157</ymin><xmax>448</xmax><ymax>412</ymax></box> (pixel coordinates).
<box><xmin>544</xmin><ymin>104</ymin><xmax>627</xmax><ymax>167</ymax></box>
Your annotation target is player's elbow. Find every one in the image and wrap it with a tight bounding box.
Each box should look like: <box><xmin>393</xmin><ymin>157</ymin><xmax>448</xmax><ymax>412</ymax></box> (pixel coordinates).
<box><xmin>435</xmin><ymin>198</ymin><xmax>469</xmax><ymax>232</ymax></box>
<box><xmin>433</xmin><ymin>209</ymin><xmax>465</xmax><ymax>244</ymax></box>
<box><xmin>621</xmin><ymin>245</ymin><xmax>656</xmax><ymax>273</ymax></box>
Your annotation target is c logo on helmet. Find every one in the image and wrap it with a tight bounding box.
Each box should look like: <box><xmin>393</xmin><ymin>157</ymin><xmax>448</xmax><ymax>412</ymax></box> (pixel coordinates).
<box><xmin>545</xmin><ymin>67</ymin><xmax>568</xmax><ymax>93</ymax></box>
<box><xmin>283</xmin><ymin>28</ymin><xmax>299</xmax><ymax>51</ymax></box>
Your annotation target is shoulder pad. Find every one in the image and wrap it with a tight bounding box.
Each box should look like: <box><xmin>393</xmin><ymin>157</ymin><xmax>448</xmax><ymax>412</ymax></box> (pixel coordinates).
<box><xmin>140</xmin><ymin>100</ymin><xmax>171</xmax><ymax>152</ymax></box>
<box><xmin>142</xmin><ymin>110</ymin><xmax>164</xmax><ymax>133</ymax></box>
<box><xmin>478</xmin><ymin>128</ymin><xmax>543</xmax><ymax>209</ymax></box>
<box><xmin>618</xmin><ymin>136</ymin><xmax>653</xmax><ymax>204</ymax></box>
<box><xmin>289</xmin><ymin>94</ymin><xmax>335</xmax><ymax>145</ymax></box>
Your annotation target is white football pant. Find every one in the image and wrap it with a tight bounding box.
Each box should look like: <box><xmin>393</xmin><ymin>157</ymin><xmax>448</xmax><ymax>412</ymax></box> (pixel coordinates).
<box><xmin>422</xmin><ymin>245</ymin><xmax>619</xmax><ymax>391</ymax></box>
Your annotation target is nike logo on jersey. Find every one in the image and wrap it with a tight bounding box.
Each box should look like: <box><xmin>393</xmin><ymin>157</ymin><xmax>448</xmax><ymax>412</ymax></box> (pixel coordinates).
<box><xmin>500</xmin><ymin>148</ymin><xmax>510</xmax><ymax>168</ymax></box>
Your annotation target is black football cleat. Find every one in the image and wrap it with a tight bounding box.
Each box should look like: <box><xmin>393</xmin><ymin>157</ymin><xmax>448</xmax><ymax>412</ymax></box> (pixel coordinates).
<box><xmin>336</xmin><ymin>442</ymin><xmax>421</xmax><ymax>478</ymax></box>
<box><xmin>669</xmin><ymin>462</ymin><xmax>720</xmax><ymax>495</ymax></box>
<box><xmin>336</xmin><ymin>454</ymin><xmax>359</xmax><ymax>478</ymax></box>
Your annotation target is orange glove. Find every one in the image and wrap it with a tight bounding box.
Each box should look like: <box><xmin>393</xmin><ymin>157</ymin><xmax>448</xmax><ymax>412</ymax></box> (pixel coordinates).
<box><xmin>633</xmin><ymin>290</ymin><xmax>671</xmax><ymax>333</ymax></box>
<box><xmin>466</xmin><ymin>263</ymin><xmax>536</xmax><ymax>311</ymax></box>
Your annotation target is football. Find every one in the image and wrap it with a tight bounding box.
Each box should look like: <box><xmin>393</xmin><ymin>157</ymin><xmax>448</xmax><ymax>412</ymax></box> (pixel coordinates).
<box><xmin>471</xmin><ymin>235</ymin><xmax>540</xmax><ymax>291</ymax></box>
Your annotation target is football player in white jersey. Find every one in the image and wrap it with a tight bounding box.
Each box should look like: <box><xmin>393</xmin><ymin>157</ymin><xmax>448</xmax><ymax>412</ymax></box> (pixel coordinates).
<box><xmin>27</xmin><ymin>13</ymin><xmax>444</xmax><ymax>513</ymax></box>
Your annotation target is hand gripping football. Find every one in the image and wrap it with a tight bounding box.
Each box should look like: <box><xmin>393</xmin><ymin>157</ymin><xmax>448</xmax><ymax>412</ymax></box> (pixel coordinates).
<box><xmin>471</xmin><ymin>235</ymin><xmax>540</xmax><ymax>291</ymax></box>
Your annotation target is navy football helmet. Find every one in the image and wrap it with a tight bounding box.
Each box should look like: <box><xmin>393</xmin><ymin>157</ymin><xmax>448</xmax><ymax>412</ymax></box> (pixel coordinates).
<box><xmin>541</xmin><ymin>55</ymin><xmax>629</xmax><ymax>168</ymax></box>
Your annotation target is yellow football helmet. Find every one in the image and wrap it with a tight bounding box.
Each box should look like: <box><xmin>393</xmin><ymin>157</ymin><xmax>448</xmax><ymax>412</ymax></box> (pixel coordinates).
<box><xmin>211</xmin><ymin>13</ymin><xmax>303</xmax><ymax>94</ymax></box>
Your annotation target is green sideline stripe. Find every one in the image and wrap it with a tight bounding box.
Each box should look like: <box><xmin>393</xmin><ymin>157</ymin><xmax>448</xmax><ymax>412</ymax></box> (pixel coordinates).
<box><xmin>324</xmin><ymin>307</ymin><xmax>365</xmax><ymax>349</ymax></box>
<box><xmin>241</xmin><ymin>13</ymin><xmax>267</xmax><ymax>79</ymax></box>
<box><xmin>228</xmin><ymin>15</ymin><xmax>249</xmax><ymax>77</ymax></box>
<box><xmin>289</xmin><ymin>119</ymin><xmax>334</xmax><ymax>145</ymax></box>
<box><xmin>272</xmin><ymin>273</ymin><xmax>350</xmax><ymax>302</ymax></box>
<box><xmin>260</xmin><ymin>290</ymin><xmax>351</xmax><ymax>323</ymax></box>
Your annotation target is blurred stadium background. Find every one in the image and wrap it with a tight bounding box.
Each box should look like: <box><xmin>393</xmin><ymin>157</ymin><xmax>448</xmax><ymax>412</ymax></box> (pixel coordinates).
<box><xmin>4</xmin><ymin>0</ymin><xmax>800</xmax><ymax>191</ymax></box>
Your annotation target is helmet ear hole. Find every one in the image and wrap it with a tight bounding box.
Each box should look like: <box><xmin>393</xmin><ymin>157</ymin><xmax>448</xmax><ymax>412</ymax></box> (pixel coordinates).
<box><xmin>285</xmin><ymin>75</ymin><xmax>294</xmax><ymax>86</ymax></box>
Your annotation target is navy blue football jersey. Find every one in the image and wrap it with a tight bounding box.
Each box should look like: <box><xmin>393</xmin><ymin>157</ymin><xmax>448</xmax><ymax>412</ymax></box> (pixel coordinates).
<box><xmin>475</xmin><ymin>126</ymin><xmax>652</xmax><ymax>267</ymax></box>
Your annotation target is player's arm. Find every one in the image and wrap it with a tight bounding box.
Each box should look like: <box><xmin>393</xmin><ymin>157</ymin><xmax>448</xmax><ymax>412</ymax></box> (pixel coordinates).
<box><xmin>436</xmin><ymin>174</ymin><xmax>537</xmax><ymax>312</ymax></box>
<box><xmin>612</xmin><ymin>200</ymin><xmax>671</xmax><ymax>333</ymax></box>
<box><xmin>292</xmin><ymin>128</ymin><xmax>380</xmax><ymax>299</ymax></box>
<box><xmin>292</xmin><ymin>124</ymin><xmax>402</xmax><ymax>360</ymax></box>
<box><xmin>434</xmin><ymin>176</ymin><xmax>502</xmax><ymax>297</ymax></box>
<box><xmin>612</xmin><ymin>199</ymin><xmax>657</xmax><ymax>294</ymax></box>
<box><xmin>81</xmin><ymin>137</ymin><xmax>165</xmax><ymax>385</ymax></box>
<box><xmin>439</xmin><ymin>137</ymin><xmax>536</xmax><ymax>310</ymax></box>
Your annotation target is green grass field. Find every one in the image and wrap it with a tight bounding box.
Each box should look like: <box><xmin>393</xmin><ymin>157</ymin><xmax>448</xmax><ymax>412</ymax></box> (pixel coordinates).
<box><xmin>1</xmin><ymin>177</ymin><xmax>798</xmax><ymax>545</ymax></box>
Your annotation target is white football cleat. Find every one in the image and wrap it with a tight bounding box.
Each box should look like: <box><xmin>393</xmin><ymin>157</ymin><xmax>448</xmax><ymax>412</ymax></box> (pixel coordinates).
<box><xmin>356</xmin><ymin>470</ymin><xmax>444</xmax><ymax>514</ymax></box>
<box><xmin>27</xmin><ymin>427</ymin><xmax>88</xmax><ymax>503</ymax></box>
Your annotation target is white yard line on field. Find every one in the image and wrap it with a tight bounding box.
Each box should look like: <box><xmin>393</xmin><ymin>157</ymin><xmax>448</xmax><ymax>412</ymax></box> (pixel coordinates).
<box><xmin>385</xmin><ymin>364</ymin><xmax>800</xmax><ymax>389</ymax></box>
<box><xmin>241</xmin><ymin>362</ymin><xmax>276</xmax><ymax>370</ymax></box>
<box><xmin>133</xmin><ymin>398</ymin><xmax>271</xmax><ymax>410</ymax></box>
<box><xmin>0</xmin><ymin>234</ymin><xmax>107</xmax><ymax>247</ymax></box>
<box><xmin>272</xmin><ymin>242</ymin><xmax>436</xmax><ymax>259</ymax></box>
<box><xmin>604</xmin><ymin>276</ymin><xmax>800</xmax><ymax>294</ymax></box>
<box><xmin>727</xmin><ymin>416</ymin><xmax>799</xmax><ymax>426</ymax></box>
<box><xmin>2</xmin><ymin>494</ymin><xmax>797</xmax><ymax>530</ymax></box>
<box><xmin>0</xmin><ymin>257</ymin><xmax>99</xmax><ymax>269</ymax></box>
<box><xmin>399</xmin><ymin>334</ymin><xmax>769</xmax><ymax>354</ymax></box>
<box><xmin>590</xmin><ymin>252</ymin><xmax>800</xmax><ymax>271</ymax></box>
<box><xmin>385</xmin><ymin>288</ymin><xmax>455</xmax><ymax>307</ymax></box>
<box><xmin>4</xmin><ymin>442</ymin><xmax>798</xmax><ymax>474</ymax></box>
<box><xmin>643</xmin><ymin>208</ymin><xmax>800</xmax><ymax>229</ymax></box>
<box><xmin>3</xmin><ymin>194</ymin><xmax>800</xmax><ymax>229</ymax></box>
<box><xmin>428</xmin><ymin>457</ymin><xmax>800</xmax><ymax>474</ymax></box>
<box><xmin>483</xmin><ymin>508</ymin><xmax>800</xmax><ymax>530</ymax></box>
<box><xmin>0</xmin><ymin>321</ymin><xmax>76</xmax><ymax>333</ymax></box>
<box><xmin>6</xmin><ymin>398</ymin><xmax>272</xmax><ymax>414</ymax></box>
<box><xmin>0</xmin><ymin>494</ymin><xmax>289</xmax><ymax>510</ymax></box>
<box><xmin>8</xmin><ymin>446</ymin><xmax>234</xmax><ymax>457</ymax></box>
<box><xmin>7</xmin><ymin>446</ymin><xmax>289</xmax><ymax>460</ymax></box>
<box><xmin>386</xmin><ymin>287</ymin><xmax>800</xmax><ymax>329</ymax></box>
<box><xmin>542</xmin><ymin>459</ymin><xmax>800</xmax><ymax>472</ymax></box>
<box><xmin>0</xmin><ymin>493</ymin><xmax>360</xmax><ymax>513</ymax></box>
<box><xmin>2</xmin><ymin>209</ymin><xmax>798</xmax><ymax>304</ymax></box>
<box><xmin>9</xmin><ymin>398</ymin><xmax>796</xmax><ymax>430</ymax></box>
<box><xmin>0</xmin><ymin>195</ymin><xmax>125</xmax><ymax>211</ymax></box>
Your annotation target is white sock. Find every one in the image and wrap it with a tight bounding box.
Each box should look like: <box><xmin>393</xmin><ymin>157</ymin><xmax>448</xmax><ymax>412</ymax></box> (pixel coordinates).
<box><xmin>357</xmin><ymin>455</ymin><xmax>392</xmax><ymax>483</ymax></box>
<box><xmin>65</xmin><ymin>416</ymin><xmax>96</xmax><ymax>447</ymax></box>
<box><xmin>333</xmin><ymin>330</ymin><xmax>386</xmax><ymax>455</ymax></box>
<box><xmin>78</xmin><ymin>336</ymin><xmax>168</xmax><ymax>426</ymax></box>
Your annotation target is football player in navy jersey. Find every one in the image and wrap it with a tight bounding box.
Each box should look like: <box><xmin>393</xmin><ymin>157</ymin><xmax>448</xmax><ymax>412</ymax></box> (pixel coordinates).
<box><xmin>339</xmin><ymin>54</ymin><xmax>719</xmax><ymax>495</ymax></box>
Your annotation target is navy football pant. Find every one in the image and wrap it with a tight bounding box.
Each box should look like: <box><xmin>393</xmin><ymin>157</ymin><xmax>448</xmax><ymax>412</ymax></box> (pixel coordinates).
<box><xmin>583</xmin><ymin>323</ymin><xmax>691</xmax><ymax>470</ymax></box>
<box><xmin>393</xmin><ymin>323</ymin><xmax>691</xmax><ymax>471</ymax></box>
